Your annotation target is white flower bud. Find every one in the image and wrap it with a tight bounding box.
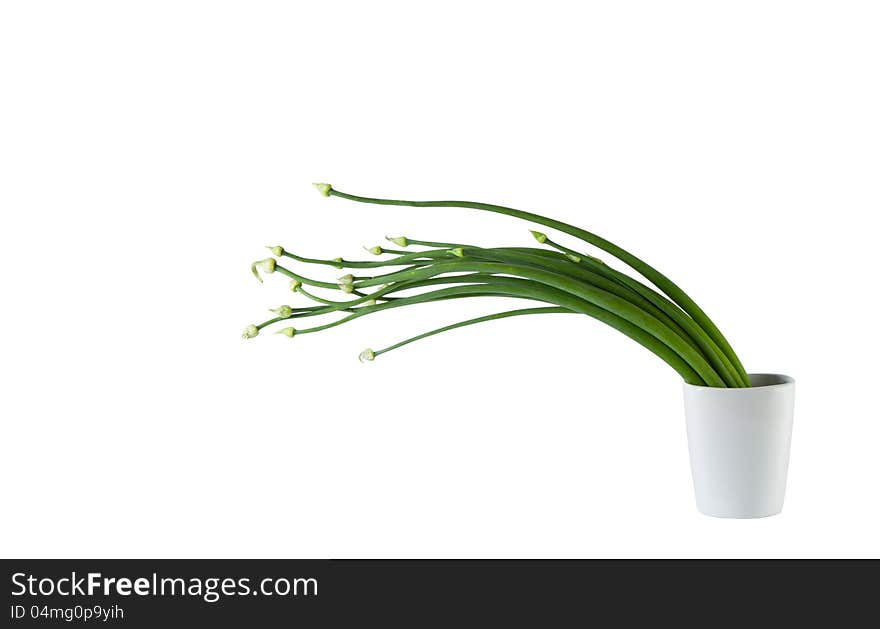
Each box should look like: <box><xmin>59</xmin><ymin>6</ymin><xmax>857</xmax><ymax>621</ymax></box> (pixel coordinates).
<box><xmin>332</xmin><ymin>257</ymin><xmax>344</xmax><ymax>268</ymax></box>
<box><xmin>289</xmin><ymin>279</ymin><xmax>302</xmax><ymax>292</ymax></box>
<box><xmin>530</xmin><ymin>230</ymin><xmax>548</xmax><ymax>244</ymax></box>
<box><xmin>266</xmin><ymin>245</ymin><xmax>284</xmax><ymax>257</ymax></box>
<box><xmin>386</xmin><ymin>235</ymin><xmax>408</xmax><ymax>248</ymax></box>
<box><xmin>242</xmin><ymin>324</ymin><xmax>259</xmax><ymax>339</ymax></box>
<box><xmin>364</xmin><ymin>245</ymin><xmax>383</xmax><ymax>255</ymax></box>
<box><xmin>250</xmin><ymin>258</ymin><xmax>276</xmax><ymax>282</ymax></box>
<box><xmin>361</xmin><ymin>298</ymin><xmax>377</xmax><ymax>307</ymax></box>
<box><xmin>338</xmin><ymin>283</ymin><xmax>355</xmax><ymax>293</ymax></box>
<box><xmin>270</xmin><ymin>305</ymin><xmax>293</xmax><ymax>318</ymax></box>
<box><xmin>337</xmin><ymin>273</ymin><xmax>354</xmax><ymax>284</ymax></box>
<box><xmin>359</xmin><ymin>348</ymin><xmax>375</xmax><ymax>362</ymax></box>
<box><xmin>313</xmin><ymin>182</ymin><xmax>332</xmax><ymax>197</ymax></box>
<box><xmin>276</xmin><ymin>327</ymin><xmax>296</xmax><ymax>338</ymax></box>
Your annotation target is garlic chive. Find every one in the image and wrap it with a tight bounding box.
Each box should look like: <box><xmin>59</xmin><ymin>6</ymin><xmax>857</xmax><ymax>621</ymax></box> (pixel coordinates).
<box><xmin>323</xmin><ymin>185</ymin><xmax>750</xmax><ymax>386</ymax></box>
<box><xmin>244</xmin><ymin>185</ymin><xmax>751</xmax><ymax>388</ymax></box>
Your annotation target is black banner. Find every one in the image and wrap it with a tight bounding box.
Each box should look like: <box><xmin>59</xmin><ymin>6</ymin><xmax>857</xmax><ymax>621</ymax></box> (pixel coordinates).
<box><xmin>2</xmin><ymin>560</ymin><xmax>877</xmax><ymax>625</ymax></box>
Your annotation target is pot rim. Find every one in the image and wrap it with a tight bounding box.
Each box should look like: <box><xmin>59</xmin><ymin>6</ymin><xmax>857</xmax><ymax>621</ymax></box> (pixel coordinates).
<box><xmin>684</xmin><ymin>373</ymin><xmax>795</xmax><ymax>391</ymax></box>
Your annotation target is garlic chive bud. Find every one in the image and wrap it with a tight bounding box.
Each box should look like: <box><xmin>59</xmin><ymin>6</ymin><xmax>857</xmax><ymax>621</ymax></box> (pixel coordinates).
<box><xmin>266</xmin><ymin>245</ymin><xmax>284</xmax><ymax>257</ymax></box>
<box><xmin>362</xmin><ymin>298</ymin><xmax>377</xmax><ymax>307</ymax></box>
<box><xmin>333</xmin><ymin>257</ymin><xmax>344</xmax><ymax>268</ymax></box>
<box><xmin>530</xmin><ymin>230</ymin><xmax>548</xmax><ymax>244</ymax></box>
<box><xmin>242</xmin><ymin>324</ymin><xmax>259</xmax><ymax>339</ymax></box>
<box><xmin>566</xmin><ymin>253</ymin><xmax>582</xmax><ymax>263</ymax></box>
<box><xmin>270</xmin><ymin>305</ymin><xmax>294</xmax><ymax>318</ymax></box>
<box><xmin>449</xmin><ymin>247</ymin><xmax>464</xmax><ymax>258</ymax></box>
<box><xmin>339</xmin><ymin>283</ymin><xmax>355</xmax><ymax>293</ymax></box>
<box><xmin>289</xmin><ymin>279</ymin><xmax>302</xmax><ymax>292</ymax></box>
<box><xmin>313</xmin><ymin>182</ymin><xmax>332</xmax><ymax>197</ymax></box>
<box><xmin>276</xmin><ymin>327</ymin><xmax>296</xmax><ymax>338</ymax></box>
<box><xmin>386</xmin><ymin>235</ymin><xmax>408</xmax><ymax>248</ymax></box>
<box><xmin>250</xmin><ymin>258</ymin><xmax>276</xmax><ymax>282</ymax></box>
<box><xmin>586</xmin><ymin>255</ymin><xmax>605</xmax><ymax>265</ymax></box>
<box><xmin>337</xmin><ymin>273</ymin><xmax>354</xmax><ymax>284</ymax></box>
<box><xmin>358</xmin><ymin>348</ymin><xmax>375</xmax><ymax>362</ymax></box>
<box><xmin>364</xmin><ymin>245</ymin><xmax>383</xmax><ymax>255</ymax></box>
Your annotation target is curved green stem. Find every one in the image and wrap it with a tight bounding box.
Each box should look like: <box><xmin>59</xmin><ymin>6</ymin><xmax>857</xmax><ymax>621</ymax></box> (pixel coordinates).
<box><xmin>294</xmin><ymin>281</ymin><xmax>707</xmax><ymax>385</ymax></box>
<box><xmin>351</xmin><ymin>260</ymin><xmax>726</xmax><ymax>386</ymax></box>
<box><xmin>282</xmin><ymin>248</ymin><xmax>449</xmax><ymax>269</ymax></box>
<box><xmin>372</xmin><ymin>307</ymin><xmax>572</xmax><ymax>358</ymax></box>
<box><xmin>399</xmin><ymin>237</ymin><xmax>468</xmax><ymax>249</ymax></box>
<box><xmin>326</xmin><ymin>186</ymin><xmax>748</xmax><ymax>385</ymax></box>
<box><xmin>462</xmin><ymin>247</ymin><xmax>704</xmax><ymax>355</ymax></box>
<box><xmin>536</xmin><ymin>237</ymin><xmax>747</xmax><ymax>387</ymax></box>
<box><xmin>274</xmin><ymin>264</ymin><xmax>340</xmax><ymax>290</ymax></box>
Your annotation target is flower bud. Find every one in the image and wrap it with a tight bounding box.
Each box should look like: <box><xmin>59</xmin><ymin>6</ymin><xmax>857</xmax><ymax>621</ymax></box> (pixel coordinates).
<box><xmin>339</xmin><ymin>283</ymin><xmax>355</xmax><ymax>293</ymax></box>
<box><xmin>313</xmin><ymin>182</ymin><xmax>332</xmax><ymax>197</ymax></box>
<box><xmin>250</xmin><ymin>258</ymin><xmax>276</xmax><ymax>282</ymax></box>
<box><xmin>361</xmin><ymin>298</ymin><xmax>377</xmax><ymax>307</ymax></box>
<box><xmin>359</xmin><ymin>348</ymin><xmax>375</xmax><ymax>362</ymax></box>
<box><xmin>364</xmin><ymin>245</ymin><xmax>383</xmax><ymax>256</ymax></box>
<box><xmin>586</xmin><ymin>255</ymin><xmax>605</xmax><ymax>265</ymax></box>
<box><xmin>530</xmin><ymin>230</ymin><xmax>548</xmax><ymax>244</ymax></box>
<box><xmin>270</xmin><ymin>305</ymin><xmax>294</xmax><ymax>318</ymax></box>
<box><xmin>333</xmin><ymin>257</ymin><xmax>344</xmax><ymax>268</ymax></box>
<box><xmin>242</xmin><ymin>324</ymin><xmax>259</xmax><ymax>339</ymax></box>
<box><xmin>566</xmin><ymin>253</ymin><xmax>582</xmax><ymax>263</ymax></box>
<box><xmin>266</xmin><ymin>245</ymin><xmax>284</xmax><ymax>257</ymax></box>
<box><xmin>386</xmin><ymin>235</ymin><xmax>408</xmax><ymax>248</ymax></box>
<box><xmin>449</xmin><ymin>247</ymin><xmax>464</xmax><ymax>258</ymax></box>
<box><xmin>289</xmin><ymin>279</ymin><xmax>302</xmax><ymax>292</ymax></box>
<box><xmin>337</xmin><ymin>273</ymin><xmax>354</xmax><ymax>284</ymax></box>
<box><xmin>276</xmin><ymin>327</ymin><xmax>296</xmax><ymax>338</ymax></box>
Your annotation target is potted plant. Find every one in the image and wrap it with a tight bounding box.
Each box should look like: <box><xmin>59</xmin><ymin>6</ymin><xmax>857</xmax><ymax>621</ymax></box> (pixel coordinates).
<box><xmin>243</xmin><ymin>184</ymin><xmax>795</xmax><ymax>518</ymax></box>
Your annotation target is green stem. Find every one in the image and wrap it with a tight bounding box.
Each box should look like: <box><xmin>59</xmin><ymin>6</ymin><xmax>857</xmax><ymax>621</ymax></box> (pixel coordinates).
<box><xmin>352</xmin><ymin>259</ymin><xmax>726</xmax><ymax>386</ymax></box>
<box><xmin>401</xmin><ymin>237</ymin><xmax>469</xmax><ymax>249</ymax></box>
<box><xmin>463</xmin><ymin>246</ymin><xmax>703</xmax><ymax>355</ymax></box>
<box><xmin>327</xmin><ymin>186</ymin><xmax>748</xmax><ymax>385</ymax></box>
<box><xmin>282</xmin><ymin>248</ymin><xmax>448</xmax><ymax>269</ymax></box>
<box><xmin>274</xmin><ymin>264</ymin><xmax>340</xmax><ymax>290</ymax></box>
<box><xmin>541</xmin><ymin>237</ymin><xmax>748</xmax><ymax>387</ymax></box>
<box><xmin>295</xmin><ymin>281</ymin><xmax>707</xmax><ymax>385</ymax></box>
<box><xmin>373</xmin><ymin>307</ymin><xmax>572</xmax><ymax>357</ymax></box>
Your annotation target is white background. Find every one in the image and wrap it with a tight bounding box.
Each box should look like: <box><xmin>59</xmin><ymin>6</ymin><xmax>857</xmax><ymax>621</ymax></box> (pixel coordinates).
<box><xmin>1</xmin><ymin>1</ymin><xmax>878</xmax><ymax>558</ymax></box>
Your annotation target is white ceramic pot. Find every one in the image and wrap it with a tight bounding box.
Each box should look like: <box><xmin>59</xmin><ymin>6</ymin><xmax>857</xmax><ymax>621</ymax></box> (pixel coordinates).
<box><xmin>683</xmin><ymin>374</ymin><xmax>795</xmax><ymax>518</ymax></box>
